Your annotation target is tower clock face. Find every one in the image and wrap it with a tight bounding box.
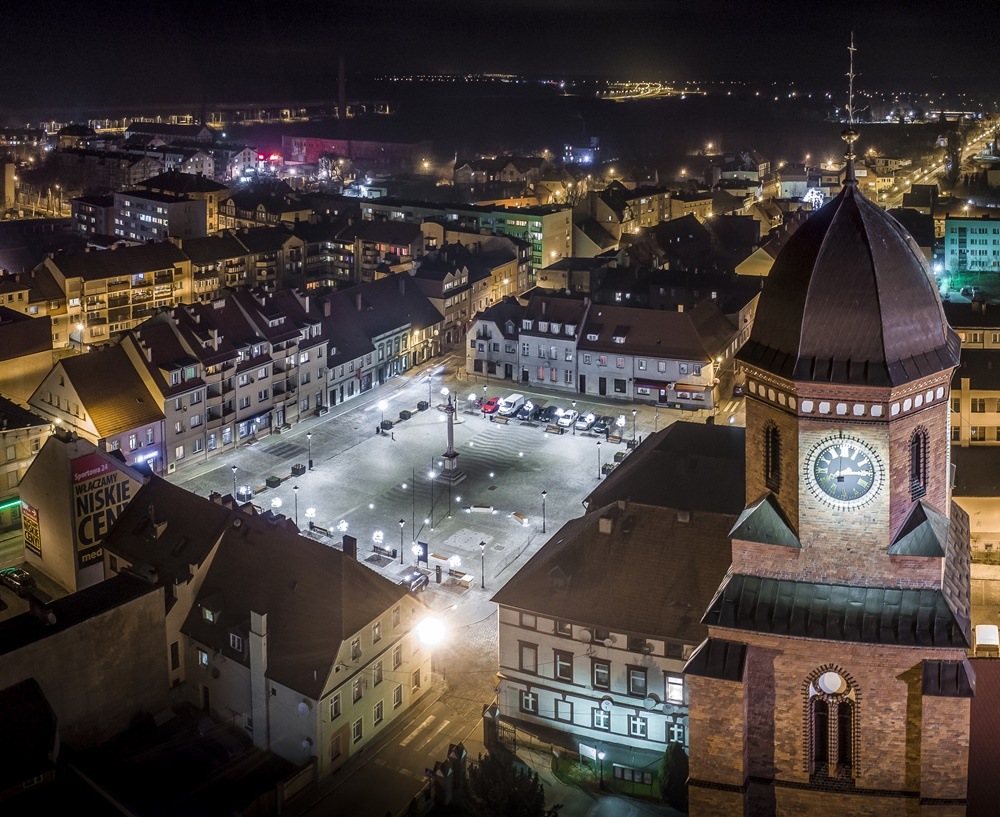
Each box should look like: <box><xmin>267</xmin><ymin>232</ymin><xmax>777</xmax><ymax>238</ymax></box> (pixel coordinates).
<box><xmin>806</xmin><ymin>436</ymin><xmax>883</xmax><ymax>509</ymax></box>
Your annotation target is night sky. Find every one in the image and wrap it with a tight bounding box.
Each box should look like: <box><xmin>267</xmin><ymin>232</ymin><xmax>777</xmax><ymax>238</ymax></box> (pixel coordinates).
<box><xmin>1</xmin><ymin>0</ymin><xmax>996</xmax><ymax>111</ymax></box>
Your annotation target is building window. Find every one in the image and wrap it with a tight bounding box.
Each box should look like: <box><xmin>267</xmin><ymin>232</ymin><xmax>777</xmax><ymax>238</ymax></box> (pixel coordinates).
<box><xmin>351</xmin><ymin>638</ymin><xmax>361</xmax><ymax>660</ymax></box>
<box><xmin>764</xmin><ymin>423</ymin><xmax>781</xmax><ymax>492</ymax></box>
<box><xmin>554</xmin><ymin>650</ymin><xmax>574</xmax><ymax>682</ymax></box>
<box><xmin>392</xmin><ymin>606</ymin><xmax>400</xmax><ymax>628</ymax></box>
<box><xmin>555</xmin><ymin>621</ymin><xmax>572</xmax><ymax>637</ymax></box>
<box><xmin>229</xmin><ymin>632</ymin><xmax>243</xmax><ymax>652</ymax></box>
<box><xmin>555</xmin><ymin>699</ymin><xmax>573</xmax><ymax>722</ymax></box>
<box><xmin>352</xmin><ymin>718</ymin><xmax>363</xmax><ymax>743</ymax></box>
<box><xmin>627</xmin><ymin>666</ymin><xmax>647</xmax><ymax>697</ymax></box>
<box><xmin>972</xmin><ymin>398</ymin><xmax>986</xmax><ymax>412</ymax></box>
<box><xmin>128</xmin><ymin>434</ymin><xmax>138</xmax><ymax>451</ymax></box>
<box><xmin>393</xmin><ymin>684</ymin><xmax>403</xmax><ymax>708</ymax></box>
<box><xmin>519</xmin><ymin>690</ymin><xmax>538</xmax><ymax>714</ymax></box>
<box><xmin>412</xmin><ymin>669</ymin><xmax>421</xmax><ymax>690</ymax></box>
<box><xmin>353</xmin><ymin>678</ymin><xmax>362</xmax><ymax>703</ymax></box>
<box><xmin>666</xmin><ymin>674</ymin><xmax>684</xmax><ymax>704</ymax></box>
<box><xmin>593</xmin><ymin>660</ymin><xmax>611</xmax><ymax>690</ymax></box>
<box><xmin>330</xmin><ymin>694</ymin><xmax>341</xmax><ymax>720</ymax></box>
<box><xmin>520</xmin><ymin>613</ymin><xmax>537</xmax><ymax>630</ymax></box>
<box><xmin>373</xmin><ymin>621</ymin><xmax>382</xmax><ymax>643</ymax></box>
<box><xmin>392</xmin><ymin>644</ymin><xmax>402</xmax><ymax>670</ymax></box>
<box><xmin>519</xmin><ymin>642</ymin><xmax>538</xmax><ymax>674</ymax></box>
<box><xmin>202</xmin><ymin>607</ymin><xmax>216</xmax><ymax>623</ymax></box>
<box><xmin>373</xmin><ymin>700</ymin><xmax>384</xmax><ymax>726</ymax></box>
<box><xmin>175</xmin><ymin>445</ymin><xmax>184</xmax><ymax>460</ymax></box>
<box><xmin>330</xmin><ymin>734</ymin><xmax>342</xmax><ymax>761</ymax></box>
<box><xmin>809</xmin><ymin>670</ymin><xmax>856</xmax><ymax>781</ymax></box>
<box><xmin>593</xmin><ymin>707</ymin><xmax>611</xmax><ymax>730</ymax></box>
<box><xmin>627</xmin><ymin>715</ymin><xmax>648</xmax><ymax>738</ymax></box>
<box><xmin>373</xmin><ymin>660</ymin><xmax>383</xmax><ymax>686</ymax></box>
<box><xmin>910</xmin><ymin>428</ymin><xmax>929</xmax><ymax>500</ymax></box>
<box><xmin>170</xmin><ymin>641</ymin><xmax>180</xmax><ymax>670</ymax></box>
<box><xmin>614</xmin><ymin>379</ymin><xmax>626</xmax><ymax>394</ymax></box>
<box><xmin>197</xmin><ymin>649</ymin><xmax>208</xmax><ymax>667</ymax></box>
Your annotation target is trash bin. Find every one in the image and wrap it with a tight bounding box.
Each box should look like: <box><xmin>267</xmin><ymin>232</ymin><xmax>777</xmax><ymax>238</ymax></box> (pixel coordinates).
<box><xmin>435</xmin><ymin>564</ymin><xmax>442</xmax><ymax>584</ymax></box>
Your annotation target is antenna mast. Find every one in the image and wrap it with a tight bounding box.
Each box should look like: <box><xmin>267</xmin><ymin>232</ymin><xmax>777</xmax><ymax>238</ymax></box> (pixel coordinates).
<box><xmin>841</xmin><ymin>32</ymin><xmax>860</xmax><ymax>185</ymax></box>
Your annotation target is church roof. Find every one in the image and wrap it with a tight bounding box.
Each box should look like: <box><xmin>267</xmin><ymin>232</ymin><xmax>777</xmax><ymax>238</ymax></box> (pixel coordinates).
<box><xmin>737</xmin><ymin>182</ymin><xmax>960</xmax><ymax>386</ymax></box>
<box><xmin>887</xmin><ymin>501</ymin><xmax>950</xmax><ymax>557</ymax></box>
<box><xmin>703</xmin><ymin>572</ymin><xmax>970</xmax><ymax>649</ymax></box>
<box><xmin>730</xmin><ymin>493</ymin><xmax>800</xmax><ymax>548</ymax></box>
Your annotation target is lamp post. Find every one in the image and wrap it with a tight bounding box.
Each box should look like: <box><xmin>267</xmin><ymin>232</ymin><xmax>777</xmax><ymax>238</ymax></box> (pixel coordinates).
<box><xmin>596</xmin><ymin>440</ymin><xmax>602</xmax><ymax>479</ymax></box>
<box><xmin>231</xmin><ymin>464</ymin><xmax>238</xmax><ymax>499</ymax></box>
<box><xmin>75</xmin><ymin>322</ymin><xmax>84</xmax><ymax>352</ymax></box>
<box><xmin>597</xmin><ymin>750</ymin><xmax>606</xmax><ymax>789</ymax></box>
<box><xmin>399</xmin><ymin>519</ymin><xmax>405</xmax><ymax>564</ymax></box>
<box><xmin>428</xmin><ymin>469</ymin><xmax>436</xmax><ymax>530</ymax></box>
<box><xmin>572</xmin><ymin>400</ymin><xmax>577</xmax><ymax>435</ymax></box>
<box><xmin>654</xmin><ymin>406</ymin><xmax>659</xmax><ymax>433</ymax></box>
<box><xmin>293</xmin><ymin>485</ymin><xmax>299</xmax><ymax>527</ymax></box>
<box><xmin>632</xmin><ymin>408</ymin><xmax>637</xmax><ymax>442</ymax></box>
<box><xmin>480</xmin><ymin>540</ymin><xmax>486</xmax><ymax>589</ymax></box>
<box><xmin>541</xmin><ymin>490</ymin><xmax>548</xmax><ymax>533</ymax></box>
<box><xmin>307</xmin><ymin>431</ymin><xmax>313</xmax><ymax>469</ymax></box>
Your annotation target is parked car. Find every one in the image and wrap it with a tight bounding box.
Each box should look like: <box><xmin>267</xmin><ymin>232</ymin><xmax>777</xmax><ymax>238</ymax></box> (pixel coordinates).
<box><xmin>557</xmin><ymin>409</ymin><xmax>579</xmax><ymax>428</ymax></box>
<box><xmin>482</xmin><ymin>396</ymin><xmax>501</xmax><ymax>414</ymax></box>
<box><xmin>538</xmin><ymin>405</ymin><xmax>563</xmax><ymax>424</ymax></box>
<box><xmin>515</xmin><ymin>400</ymin><xmax>541</xmax><ymax>421</ymax></box>
<box><xmin>0</xmin><ymin>567</ymin><xmax>35</xmax><ymax>596</ymax></box>
<box><xmin>399</xmin><ymin>569</ymin><xmax>429</xmax><ymax>593</ymax></box>
<box><xmin>575</xmin><ymin>412</ymin><xmax>597</xmax><ymax>431</ymax></box>
<box><xmin>497</xmin><ymin>393</ymin><xmax>526</xmax><ymax>416</ymax></box>
<box><xmin>591</xmin><ymin>415</ymin><xmax>615</xmax><ymax>434</ymax></box>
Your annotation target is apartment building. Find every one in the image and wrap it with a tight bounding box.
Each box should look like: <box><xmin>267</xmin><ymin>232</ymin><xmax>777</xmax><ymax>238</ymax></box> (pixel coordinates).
<box><xmin>943</xmin><ymin>213</ymin><xmax>1000</xmax><ymax>275</ymax></box>
<box><xmin>130</xmin><ymin>171</ymin><xmax>230</xmax><ymax>234</ymax></box>
<box><xmin>0</xmin><ymin>397</ymin><xmax>49</xmax><ymax>541</ymax></box>
<box><xmin>218</xmin><ymin>190</ymin><xmax>312</xmax><ymax>230</ymax></box>
<box><xmin>70</xmin><ymin>194</ymin><xmax>116</xmax><ymax>237</ymax></box>
<box><xmin>0</xmin><ymin>306</ymin><xmax>55</xmax><ymax>404</ymax></box>
<box><xmin>40</xmin><ymin>242</ymin><xmax>193</xmax><ymax>346</ymax></box>
<box><xmin>114</xmin><ymin>190</ymin><xmax>209</xmax><ymax>241</ymax></box>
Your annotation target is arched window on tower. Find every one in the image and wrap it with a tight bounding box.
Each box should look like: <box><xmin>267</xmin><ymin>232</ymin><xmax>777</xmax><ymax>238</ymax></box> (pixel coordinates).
<box><xmin>910</xmin><ymin>428</ymin><xmax>929</xmax><ymax>500</ymax></box>
<box><xmin>764</xmin><ymin>423</ymin><xmax>781</xmax><ymax>492</ymax></box>
<box><xmin>808</xmin><ymin>670</ymin><xmax>856</xmax><ymax>783</ymax></box>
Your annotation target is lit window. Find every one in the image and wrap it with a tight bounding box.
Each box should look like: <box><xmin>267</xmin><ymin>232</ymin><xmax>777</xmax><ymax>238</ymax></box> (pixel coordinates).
<box><xmin>197</xmin><ymin>649</ymin><xmax>208</xmax><ymax>667</ymax></box>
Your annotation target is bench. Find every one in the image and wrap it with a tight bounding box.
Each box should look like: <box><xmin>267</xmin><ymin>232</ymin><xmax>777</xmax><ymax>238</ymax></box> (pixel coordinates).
<box><xmin>510</xmin><ymin>512</ymin><xmax>528</xmax><ymax>526</ymax></box>
<box><xmin>470</xmin><ymin>504</ymin><xmax>495</xmax><ymax>514</ymax></box>
<box><xmin>608</xmin><ymin>434</ymin><xmax>622</xmax><ymax>444</ymax></box>
<box><xmin>448</xmin><ymin>568</ymin><xmax>475</xmax><ymax>588</ymax></box>
<box><xmin>373</xmin><ymin>544</ymin><xmax>397</xmax><ymax>559</ymax></box>
<box><xmin>491</xmin><ymin>415</ymin><xmax>510</xmax><ymax>424</ymax></box>
<box><xmin>309</xmin><ymin>521</ymin><xmax>331</xmax><ymax>536</ymax></box>
<box><xmin>545</xmin><ymin>424</ymin><xmax>564</xmax><ymax>435</ymax></box>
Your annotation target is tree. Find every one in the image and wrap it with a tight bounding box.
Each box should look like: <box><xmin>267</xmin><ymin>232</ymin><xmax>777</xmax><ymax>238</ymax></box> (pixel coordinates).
<box><xmin>660</xmin><ymin>741</ymin><xmax>689</xmax><ymax>811</ymax></box>
<box><xmin>466</xmin><ymin>752</ymin><xmax>561</xmax><ymax>817</ymax></box>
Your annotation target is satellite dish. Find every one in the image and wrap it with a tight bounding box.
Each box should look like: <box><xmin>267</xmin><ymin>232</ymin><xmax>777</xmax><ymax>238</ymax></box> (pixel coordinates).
<box><xmin>603</xmin><ymin>636</ymin><xmax>616</xmax><ymax>647</ymax></box>
<box><xmin>297</xmin><ymin>701</ymin><xmax>310</xmax><ymax>716</ymax></box>
<box><xmin>301</xmin><ymin>737</ymin><xmax>313</xmax><ymax>750</ymax></box>
<box><xmin>576</xmin><ymin>628</ymin><xmax>593</xmax><ymax>642</ymax></box>
<box><xmin>600</xmin><ymin>696</ymin><xmax>614</xmax><ymax>712</ymax></box>
<box><xmin>643</xmin><ymin>694</ymin><xmax>660</xmax><ymax>710</ymax></box>
<box><xmin>662</xmin><ymin>703</ymin><xmax>678</xmax><ymax>715</ymax></box>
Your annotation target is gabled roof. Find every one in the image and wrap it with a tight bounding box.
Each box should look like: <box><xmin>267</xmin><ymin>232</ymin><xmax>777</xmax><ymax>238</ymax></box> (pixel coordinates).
<box><xmin>133</xmin><ymin>171</ymin><xmax>228</xmax><ymax>195</ymax></box>
<box><xmin>233</xmin><ymin>226</ymin><xmax>297</xmax><ymax>254</ymax></box>
<box><xmin>56</xmin><ymin>345</ymin><xmax>163</xmax><ymax>437</ymax></box>
<box><xmin>730</xmin><ymin>493</ymin><xmax>800</xmax><ymax>548</ymax></box>
<box><xmin>47</xmin><ymin>242</ymin><xmax>188</xmax><ymax>282</ymax></box>
<box><xmin>473</xmin><ymin>297</ymin><xmax>525</xmax><ymax>339</ymax></box>
<box><xmin>703</xmin><ymin>572</ymin><xmax>970</xmax><ymax>648</ymax></box>
<box><xmin>182</xmin><ymin>506</ymin><xmax>411</xmax><ymax>700</ymax></box>
<box><xmin>102</xmin><ymin>477</ymin><xmax>234</xmax><ymax>609</ymax></box>
<box><xmin>491</xmin><ymin>500</ymin><xmax>734</xmax><ymax>644</ymax></box>
<box><xmin>358</xmin><ymin>220</ymin><xmax>423</xmax><ymax>247</ymax></box>
<box><xmin>180</xmin><ymin>233</ymin><xmax>250</xmax><ymax>265</ymax></box>
<box><xmin>888</xmin><ymin>501</ymin><xmax>950</xmax><ymax>557</ymax></box>
<box><xmin>585</xmin><ymin>421</ymin><xmax>745</xmax><ymax>515</ymax></box>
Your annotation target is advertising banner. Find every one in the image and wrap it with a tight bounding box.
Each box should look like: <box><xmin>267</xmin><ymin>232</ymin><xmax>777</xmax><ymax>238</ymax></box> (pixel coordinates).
<box><xmin>72</xmin><ymin>453</ymin><xmax>135</xmax><ymax>570</ymax></box>
<box><xmin>21</xmin><ymin>501</ymin><xmax>41</xmax><ymax>557</ymax></box>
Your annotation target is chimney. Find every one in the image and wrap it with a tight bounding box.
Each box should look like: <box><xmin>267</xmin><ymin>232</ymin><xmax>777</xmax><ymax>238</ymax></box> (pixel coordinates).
<box><xmin>323</xmin><ymin>299</ymin><xmax>331</xmax><ymax>318</ymax></box>
<box><xmin>355</xmin><ymin>292</ymin><xmax>362</xmax><ymax>312</ymax></box>
<box><xmin>598</xmin><ymin>515</ymin><xmax>613</xmax><ymax>535</ymax></box>
<box><xmin>249</xmin><ymin>611</ymin><xmax>269</xmax><ymax>750</ymax></box>
<box><xmin>342</xmin><ymin>535</ymin><xmax>358</xmax><ymax>559</ymax></box>
<box><xmin>399</xmin><ymin>276</ymin><xmax>405</xmax><ymax>296</ymax></box>
<box><xmin>541</xmin><ymin>300</ymin><xmax>546</xmax><ymax>316</ymax></box>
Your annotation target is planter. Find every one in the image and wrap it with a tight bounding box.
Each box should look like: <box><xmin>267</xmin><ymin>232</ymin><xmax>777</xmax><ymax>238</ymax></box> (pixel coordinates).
<box><xmin>417</xmin><ymin>401</ymin><xmax>429</xmax><ymax>411</ymax></box>
<box><xmin>265</xmin><ymin>475</ymin><xmax>281</xmax><ymax>489</ymax></box>
<box><xmin>291</xmin><ymin>464</ymin><xmax>306</xmax><ymax>477</ymax></box>
<box><xmin>381</xmin><ymin>420</ymin><xmax>394</xmax><ymax>430</ymax></box>
<box><xmin>399</xmin><ymin>410</ymin><xmax>412</xmax><ymax>421</ymax></box>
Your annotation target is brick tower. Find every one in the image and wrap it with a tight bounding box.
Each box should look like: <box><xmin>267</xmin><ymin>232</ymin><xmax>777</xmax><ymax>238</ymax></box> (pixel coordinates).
<box><xmin>684</xmin><ymin>141</ymin><xmax>973</xmax><ymax>816</ymax></box>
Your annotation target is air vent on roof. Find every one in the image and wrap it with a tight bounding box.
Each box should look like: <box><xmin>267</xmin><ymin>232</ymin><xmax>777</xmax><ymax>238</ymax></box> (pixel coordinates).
<box><xmin>677</xmin><ymin>510</ymin><xmax>690</xmax><ymax>524</ymax></box>
<box><xmin>598</xmin><ymin>516</ymin><xmax>613</xmax><ymax>535</ymax></box>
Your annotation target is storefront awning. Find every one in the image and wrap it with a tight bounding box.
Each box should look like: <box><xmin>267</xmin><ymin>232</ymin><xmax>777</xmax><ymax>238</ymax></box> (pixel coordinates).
<box><xmin>634</xmin><ymin>379</ymin><xmax>671</xmax><ymax>391</ymax></box>
<box><xmin>675</xmin><ymin>382</ymin><xmax>707</xmax><ymax>392</ymax></box>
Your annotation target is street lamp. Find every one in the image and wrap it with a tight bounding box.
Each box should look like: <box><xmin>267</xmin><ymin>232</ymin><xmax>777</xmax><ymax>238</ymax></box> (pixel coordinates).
<box><xmin>399</xmin><ymin>519</ymin><xmax>405</xmax><ymax>564</ymax></box>
<box><xmin>632</xmin><ymin>408</ymin><xmax>637</xmax><ymax>442</ymax></box>
<box><xmin>378</xmin><ymin>399</ymin><xmax>388</xmax><ymax>430</ymax></box>
<box><xmin>480</xmin><ymin>540</ymin><xmax>486</xmax><ymax>589</ymax></box>
<box><xmin>428</xmin><ymin>469</ymin><xmax>436</xmax><ymax>530</ymax></box>
<box><xmin>541</xmin><ymin>490</ymin><xmax>547</xmax><ymax>533</ymax></box>
<box><xmin>75</xmin><ymin>322</ymin><xmax>84</xmax><ymax>352</ymax></box>
<box><xmin>231</xmin><ymin>464</ymin><xmax>238</xmax><ymax>499</ymax></box>
<box><xmin>292</xmin><ymin>485</ymin><xmax>299</xmax><ymax>527</ymax></box>
<box><xmin>307</xmin><ymin>431</ymin><xmax>313</xmax><ymax>469</ymax></box>
<box><xmin>596</xmin><ymin>440</ymin><xmax>602</xmax><ymax>479</ymax></box>
<box><xmin>597</xmin><ymin>750</ymin><xmax>606</xmax><ymax>789</ymax></box>
<box><xmin>572</xmin><ymin>400</ymin><xmax>577</xmax><ymax>435</ymax></box>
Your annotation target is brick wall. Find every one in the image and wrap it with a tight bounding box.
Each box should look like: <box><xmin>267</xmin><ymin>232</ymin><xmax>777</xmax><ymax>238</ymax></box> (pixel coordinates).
<box><xmin>745</xmin><ymin>394</ymin><xmax>800</xmax><ymax>527</ymax></box>
<box><xmin>686</xmin><ymin>674</ymin><xmax>746</xmax><ymax>786</ymax></box>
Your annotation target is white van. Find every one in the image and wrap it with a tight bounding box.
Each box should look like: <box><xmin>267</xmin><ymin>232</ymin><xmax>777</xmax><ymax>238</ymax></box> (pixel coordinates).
<box><xmin>497</xmin><ymin>393</ymin><xmax>526</xmax><ymax>416</ymax></box>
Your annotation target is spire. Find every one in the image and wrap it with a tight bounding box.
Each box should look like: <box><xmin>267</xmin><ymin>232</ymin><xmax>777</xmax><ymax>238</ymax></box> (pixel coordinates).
<box><xmin>841</xmin><ymin>32</ymin><xmax>859</xmax><ymax>185</ymax></box>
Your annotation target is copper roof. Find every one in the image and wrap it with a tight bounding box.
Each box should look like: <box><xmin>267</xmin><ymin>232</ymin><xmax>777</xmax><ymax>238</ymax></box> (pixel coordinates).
<box><xmin>738</xmin><ymin>183</ymin><xmax>960</xmax><ymax>386</ymax></box>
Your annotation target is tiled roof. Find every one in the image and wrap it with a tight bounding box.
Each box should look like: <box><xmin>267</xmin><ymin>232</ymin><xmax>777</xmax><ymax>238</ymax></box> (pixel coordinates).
<box><xmin>60</xmin><ymin>345</ymin><xmax>163</xmax><ymax>437</ymax></box>
<box><xmin>181</xmin><ymin>233</ymin><xmax>250</xmax><ymax>265</ymax></box>
<box><xmin>703</xmin><ymin>572</ymin><xmax>970</xmax><ymax>648</ymax></box>
<box><xmin>182</xmin><ymin>507</ymin><xmax>412</xmax><ymax>700</ymax></box>
<box><xmin>48</xmin><ymin>242</ymin><xmax>187</xmax><ymax>282</ymax></box>
<box><xmin>585</xmin><ymin>421</ymin><xmax>745</xmax><ymax>515</ymax></box>
<box><xmin>491</xmin><ymin>500</ymin><xmax>734</xmax><ymax>645</ymax></box>
<box><xmin>133</xmin><ymin>170</ymin><xmax>228</xmax><ymax>195</ymax></box>
<box><xmin>0</xmin><ymin>395</ymin><xmax>48</xmax><ymax>431</ymax></box>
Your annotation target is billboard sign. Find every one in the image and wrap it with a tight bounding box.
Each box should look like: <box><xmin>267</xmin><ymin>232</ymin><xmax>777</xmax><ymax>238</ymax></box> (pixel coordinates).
<box><xmin>22</xmin><ymin>501</ymin><xmax>41</xmax><ymax>557</ymax></box>
<box><xmin>72</xmin><ymin>453</ymin><xmax>137</xmax><ymax>570</ymax></box>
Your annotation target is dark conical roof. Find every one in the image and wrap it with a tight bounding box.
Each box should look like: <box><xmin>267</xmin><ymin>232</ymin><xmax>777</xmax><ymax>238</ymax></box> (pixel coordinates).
<box><xmin>737</xmin><ymin>183</ymin><xmax>959</xmax><ymax>387</ymax></box>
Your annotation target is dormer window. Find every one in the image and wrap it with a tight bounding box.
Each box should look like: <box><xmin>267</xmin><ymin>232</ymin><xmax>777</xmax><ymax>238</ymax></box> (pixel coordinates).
<box><xmin>538</xmin><ymin>321</ymin><xmax>549</xmax><ymax>333</ymax></box>
<box><xmin>522</xmin><ymin>319</ymin><xmax>533</xmax><ymax>330</ymax></box>
<box><xmin>586</xmin><ymin>333</ymin><xmax>599</xmax><ymax>342</ymax></box>
<box><xmin>202</xmin><ymin>607</ymin><xmax>217</xmax><ymax>623</ymax></box>
<box><xmin>229</xmin><ymin>632</ymin><xmax>243</xmax><ymax>652</ymax></box>
<box><xmin>550</xmin><ymin>322</ymin><xmax>561</xmax><ymax>334</ymax></box>
<box><xmin>613</xmin><ymin>336</ymin><xmax>626</xmax><ymax>344</ymax></box>
<box><xmin>170</xmin><ymin>370</ymin><xmax>180</xmax><ymax>386</ymax></box>
<box><xmin>565</xmin><ymin>324</ymin><xmax>576</xmax><ymax>336</ymax></box>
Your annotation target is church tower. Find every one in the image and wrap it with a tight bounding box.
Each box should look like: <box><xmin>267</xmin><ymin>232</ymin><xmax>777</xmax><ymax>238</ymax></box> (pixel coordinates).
<box><xmin>684</xmin><ymin>132</ymin><xmax>973</xmax><ymax>815</ymax></box>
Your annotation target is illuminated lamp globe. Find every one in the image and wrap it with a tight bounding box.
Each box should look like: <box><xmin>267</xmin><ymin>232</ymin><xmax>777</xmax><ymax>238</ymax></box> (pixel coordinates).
<box><xmin>415</xmin><ymin>618</ymin><xmax>445</xmax><ymax>647</ymax></box>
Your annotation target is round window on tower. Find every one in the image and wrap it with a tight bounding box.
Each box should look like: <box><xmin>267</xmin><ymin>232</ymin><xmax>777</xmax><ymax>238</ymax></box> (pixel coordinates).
<box><xmin>817</xmin><ymin>671</ymin><xmax>848</xmax><ymax>696</ymax></box>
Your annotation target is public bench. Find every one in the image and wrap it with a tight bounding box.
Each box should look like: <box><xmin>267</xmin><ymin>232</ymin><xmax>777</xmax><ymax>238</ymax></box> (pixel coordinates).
<box><xmin>545</xmin><ymin>424</ymin><xmax>564</xmax><ymax>435</ymax></box>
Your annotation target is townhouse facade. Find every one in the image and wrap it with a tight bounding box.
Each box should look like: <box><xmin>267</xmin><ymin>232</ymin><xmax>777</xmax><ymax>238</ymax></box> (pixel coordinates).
<box><xmin>0</xmin><ymin>398</ymin><xmax>49</xmax><ymax>540</ymax></box>
<box><xmin>943</xmin><ymin>213</ymin><xmax>1000</xmax><ymax>275</ymax></box>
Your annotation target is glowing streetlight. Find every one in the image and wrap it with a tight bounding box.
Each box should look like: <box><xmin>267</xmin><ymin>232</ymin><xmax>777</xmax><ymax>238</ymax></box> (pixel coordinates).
<box><xmin>231</xmin><ymin>464</ymin><xmax>237</xmax><ymax>498</ymax></box>
<box><xmin>541</xmin><ymin>490</ymin><xmax>548</xmax><ymax>534</ymax></box>
<box><xmin>480</xmin><ymin>541</ymin><xmax>486</xmax><ymax>589</ymax></box>
<box><xmin>416</xmin><ymin>617</ymin><xmax>445</xmax><ymax>647</ymax></box>
<box><xmin>292</xmin><ymin>485</ymin><xmax>299</xmax><ymax>527</ymax></box>
<box><xmin>378</xmin><ymin>399</ymin><xmax>388</xmax><ymax>428</ymax></box>
<box><xmin>399</xmin><ymin>519</ymin><xmax>405</xmax><ymax>564</ymax></box>
<box><xmin>307</xmin><ymin>431</ymin><xmax>313</xmax><ymax>469</ymax></box>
